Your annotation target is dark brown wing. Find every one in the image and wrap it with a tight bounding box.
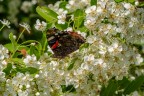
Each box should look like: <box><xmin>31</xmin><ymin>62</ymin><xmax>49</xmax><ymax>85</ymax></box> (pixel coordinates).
<box><xmin>52</xmin><ymin>32</ymin><xmax>85</xmax><ymax>58</ymax></box>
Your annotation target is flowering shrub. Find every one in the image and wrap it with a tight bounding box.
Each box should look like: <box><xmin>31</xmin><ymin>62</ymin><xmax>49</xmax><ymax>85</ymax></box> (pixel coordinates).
<box><xmin>0</xmin><ymin>0</ymin><xmax>144</xmax><ymax>96</ymax></box>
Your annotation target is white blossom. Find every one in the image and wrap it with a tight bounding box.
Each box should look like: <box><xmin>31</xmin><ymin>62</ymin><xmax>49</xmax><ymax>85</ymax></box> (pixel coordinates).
<box><xmin>35</xmin><ymin>19</ymin><xmax>47</xmax><ymax>31</ymax></box>
<box><xmin>57</xmin><ymin>8</ymin><xmax>68</xmax><ymax>24</ymax></box>
<box><xmin>19</xmin><ymin>23</ymin><xmax>31</xmax><ymax>33</ymax></box>
<box><xmin>1</xmin><ymin>0</ymin><xmax>144</xmax><ymax>95</ymax></box>
<box><xmin>21</xmin><ymin>1</ymin><xmax>32</xmax><ymax>13</ymax></box>
<box><xmin>0</xmin><ymin>45</ymin><xmax>9</xmax><ymax>60</ymax></box>
<box><xmin>86</xmin><ymin>35</ymin><xmax>96</xmax><ymax>44</ymax></box>
<box><xmin>0</xmin><ymin>19</ymin><xmax>10</xmax><ymax>28</ymax></box>
<box><xmin>23</xmin><ymin>54</ymin><xmax>41</xmax><ymax>68</ymax></box>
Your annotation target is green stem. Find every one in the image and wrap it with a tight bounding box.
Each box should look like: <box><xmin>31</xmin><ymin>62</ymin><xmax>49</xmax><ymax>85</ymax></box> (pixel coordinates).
<box><xmin>0</xmin><ymin>25</ymin><xmax>5</xmax><ymax>31</ymax></box>
<box><xmin>17</xmin><ymin>29</ymin><xmax>25</xmax><ymax>43</ymax></box>
<box><xmin>10</xmin><ymin>29</ymin><xmax>25</xmax><ymax>58</ymax></box>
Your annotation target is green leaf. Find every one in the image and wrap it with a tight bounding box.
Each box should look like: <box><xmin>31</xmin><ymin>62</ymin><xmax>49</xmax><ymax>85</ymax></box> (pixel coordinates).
<box><xmin>10</xmin><ymin>58</ymin><xmax>25</xmax><ymax>66</ymax></box>
<box><xmin>35</xmin><ymin>43</ymin><xmax>43</xmax><ymax>55</ymax></box>
<box><xmin>22</xmin><ymin>40</ymin><xmax>42</xmax><ymax>56</ymax></box>
<box><xmin>88</xmin><ymin>73</ymin><xmax>95</xmax><ymax>82</ymax></box>
<box><xmin>21</xmin><ymin>40</ymin><xmax>39</xmax><ymax>45</ymax></box>
<box><xmin>67</xmin><ymin>58</ymin><xmax>77</xmax><ymax>70</ymax></box>
<box><xmin>117</xmin><ymin>77</ymin><xmax>130</xmax><ymax>89</ymax></box>
<box><xmin>17</xmin><ymin>45</ymin><xmax>29</xmax><ymax>51</ymax></box>
<box><xmin>46</xmin><ymin>22</ymin><xmax>53</xmax><ymax>29</ymax></box>
<box><xmin>77</xmin><ymin>26</ymin><xmax>88</xmax><ymax>32</ymax></box>
<box><xmin>16</xmin><ymin>66</ymin><xmax>27</xmax><ymax>73</ymax></box>
<box><xmin>59</xmin><ymin>1</ymin><xmax>67</xmax><ymax>9</ymax></box>
<box><xmin>29</xmin><ymin>46</ymin><xmax>40</xmax><ymax>59</ymax></box>
<box><xmin>3</xmin><ymin>63</ymin><xmax>18</xmax><ymax>78</ymax></box>
<box><xmin>79</xmin><ymin>43</ymin><xmax>89</xmax><ymax>51</ymax></box>
<box><xmin>100</xmin><ymin>80</ymin><xmax>118</xmax><ymax>96</ymax></box>
<box><xmin>36</xmin><ymin>6</ymin><xmax>58</xmax><ymax>23</ymax></box>
<box><xmin>126</xmin><ymin>0</ymin><xmax>135</xmax><ymax>3</ymax></box>
<box><xmin>61</xmin><ymin>85</ymin><xmax>76</xmax><ymax>93</ymax></box>
<box><xmin>124</xmin><ymin>75</ymin><xmax>144</xmax><ymax>95</ymax></box>
<box><xmin>74</xmin><ymin>9</ymin><xmax>85</xmax><ymax>28</ymax></box>
<box><xmin>90</xmin><ymin>0</ymin><xmax>97</xmax><ymax>5</ymax></box>
<box><xmin>138</xmin><ymin>3</ymin><xmax>144</xmax><ymax>7</ymax></box>
<box><xmin>55</xmin><ymin>22</ymin><xmax>68</xmax><ymax>30</ymax></box>
<box><xmin>9</xmin><ymin>33</ymin><xmax>17</xmax><ymax>52</ymax></box>
<box><xmin>15</xmin><ymin>67</ymin><xmax>38</xmax><ymax>74</ymax></box>
<box><xmin>4</xmin><ymin>43</ymin><xmax>15</xmax><ymax>52</ymax></box>
<box><xmin>114</xmin><ymin>0</ymin><xmax>124</xmax><ymax>3</ymax></box>
<box><xmin>27</xmin><ymin>67</ymin><xmax>39</xmax><ymax>74</ymax></box>
<box><xmin>40</xmin><ymin>32</ymin><xmax>48</xmax><ymax>54</ymax></box>
<box><xmin>3</xmin><ymin>63</ymin><xmax>12</xmax><ymax>75</ymax></box>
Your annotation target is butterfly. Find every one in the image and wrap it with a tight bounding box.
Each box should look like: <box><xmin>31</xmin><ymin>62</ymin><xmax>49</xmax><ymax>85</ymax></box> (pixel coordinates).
<box><xmin>46</xmin><ymin>28</ymin><xmax>85</xmax><ymax>58</ymax></box>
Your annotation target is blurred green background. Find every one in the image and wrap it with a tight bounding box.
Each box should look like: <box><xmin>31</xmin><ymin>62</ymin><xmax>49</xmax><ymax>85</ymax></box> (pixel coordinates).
<box><xmin>0</xmin><ymin>0</ymin><xmax>59</xmax><ymax>44</ymax></box>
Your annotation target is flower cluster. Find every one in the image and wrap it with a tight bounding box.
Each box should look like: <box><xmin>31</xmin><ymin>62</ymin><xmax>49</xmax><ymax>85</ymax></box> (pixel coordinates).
<box><xmin>3</xmin><ymin>73</ymin><xmax>34</xmax><ymax>96</ymax></box>
<box><xmin>0</xmin><ymin>45</ymin><xmax>9</xmax><ymax>95</ymax></box>
<box><xmin>0</xmin><ymin>44</ymin><xmax>9</xmax><ymax>60</ymax></box>
<box><xmin>48</xmin><ymin>3</ymin><xmax>68</xmax><ymax>24</ymax></box>
<box><xmin>66</xmin><ymin>0</ymin><xmax>90</xmax><ymax>12</ymax></box>
<box><xmin>57</xmin><ymin>9</ymin><xmax>68</xmax><ymax>24</ymax></box>
<box><xmin>23</xmin><ymin>54</ymin><xmax>41</xmax><ymax>68</ymax></box>
<box><xmin>0</xmin><ymin>0</ymin><xmax>144</xmax><ymax>96</ymax></box>
<box><xmin>35</xmin><ymin>0</ymin><xmax>144</xmax><ymax>95</ymax></box>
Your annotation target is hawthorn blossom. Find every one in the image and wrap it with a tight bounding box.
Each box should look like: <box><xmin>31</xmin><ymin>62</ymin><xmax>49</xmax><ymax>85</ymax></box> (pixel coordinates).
<box><xmin>19</xmin><ymin>23</ymin><xmax>31</xmax><ymax>33</ymax></box>
<box><xmin>35</xmin><ymin>19</ymin><xmax>47</xmax><ymax>31</ymax></box>
<box><xmin>0</xmin><ymin>19</ymin><xmax>10</xmax><ymax>28</ymax></box>
<box><xmin>0</xmin><ymin>45</ymin><xmax>9</xmax><ymax>60</ymax></box>
<box><xmin>23</xmin><ymin>54</ymin><xmax>41</xmax><ymax>68</ymax></box>
<box><xmin>0</xmin><ymin>0</ymin><xmax>144</xmax><ymax>95</ymax></box>
<box><xmin>57</xmin><ymin>8</ymin><xmax>68</xmax><ymax>24</ymax></box>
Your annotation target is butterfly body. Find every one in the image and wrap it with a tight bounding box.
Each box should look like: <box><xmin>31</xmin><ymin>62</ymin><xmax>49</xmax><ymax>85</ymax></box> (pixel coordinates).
<box><xmin>47</xmin><ymin>28</ymin><xmax>85</xmax><ymax>58</ymax></box>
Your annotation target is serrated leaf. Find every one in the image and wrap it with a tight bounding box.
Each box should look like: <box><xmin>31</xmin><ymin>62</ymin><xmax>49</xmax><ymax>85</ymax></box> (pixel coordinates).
<box><xmin>36</xmin><ymin>6</ymin><xmax>58</xmax><ymax>23</ymax></box>
<box><xmin>74</xmin><ymin>9</ymin><xmax>85</xmax><ymax>28</ymax></box>
<box><xmin>100</xmin><ymin>80</ymin><xmax>118</xmax><ymax>96</ymax></box>
<box><xmin>9</xmin><ymin>33</ymin><xmax>17</xmax><ymax>52</ymax></box>
<box><xmin>124</xmin><ymin>75</ymin><xmax>144</xmax><ymax>95</ymax></box>
<box><xmin>90</xmin><ymin>0</ymin><xmax>97</xmax><ymax>5</ymax></box>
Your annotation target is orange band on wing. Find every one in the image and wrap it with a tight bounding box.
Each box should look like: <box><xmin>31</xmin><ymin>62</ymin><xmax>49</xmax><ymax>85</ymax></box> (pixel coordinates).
<box><xmin>51</xmin><ymin>40</ymin><xmax>59</xmax><ymax>49</ymax></box>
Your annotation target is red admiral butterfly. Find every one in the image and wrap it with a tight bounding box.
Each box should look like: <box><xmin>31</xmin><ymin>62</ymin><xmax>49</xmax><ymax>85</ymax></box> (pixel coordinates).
<box><xmin>46</xmin><ymin>28</ymin><xmax>85</xmax><ymax>58</ymax></box>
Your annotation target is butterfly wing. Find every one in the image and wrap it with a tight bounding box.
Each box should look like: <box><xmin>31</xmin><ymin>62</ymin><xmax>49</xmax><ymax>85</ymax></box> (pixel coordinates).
<box><xmin>47</xmin><ymin>28</ymin><xmax>85</xmax><ymax>58</ymax></box>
